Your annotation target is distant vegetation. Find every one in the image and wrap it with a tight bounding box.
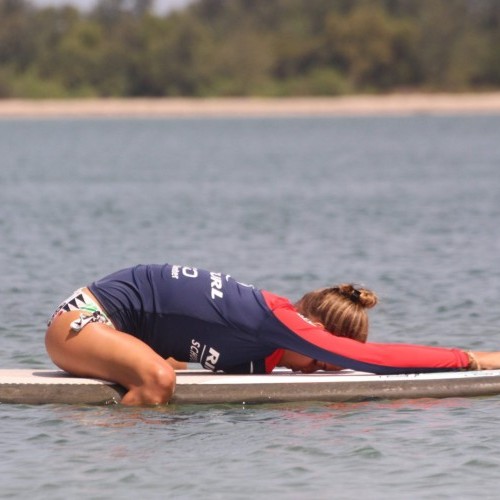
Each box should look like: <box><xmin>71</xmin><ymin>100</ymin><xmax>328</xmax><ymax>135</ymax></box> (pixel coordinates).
<box><xmin>1</xmin><ymin>0</ymin><xmax>499</xmax><ymax>98</ymax></box>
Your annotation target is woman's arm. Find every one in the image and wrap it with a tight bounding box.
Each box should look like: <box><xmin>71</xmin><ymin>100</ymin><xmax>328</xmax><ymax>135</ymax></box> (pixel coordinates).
<box><xmin>262</xmin><ymin>291</ymin><xmax>472</xmax><ymax>374</ymax></box>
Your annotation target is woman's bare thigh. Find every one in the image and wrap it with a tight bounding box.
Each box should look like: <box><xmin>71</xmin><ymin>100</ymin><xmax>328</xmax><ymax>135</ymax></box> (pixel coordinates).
<box><xmin>45</xmin><ymin>311</ymin><xmax>173</xmax><ymax>391</ymax></box>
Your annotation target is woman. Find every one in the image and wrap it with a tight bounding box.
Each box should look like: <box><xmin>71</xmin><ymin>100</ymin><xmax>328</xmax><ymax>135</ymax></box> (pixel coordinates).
<box><xmin>46</xmin><ymin>263</ymin><xmax>493</xmax><ymax>406</ymax></box>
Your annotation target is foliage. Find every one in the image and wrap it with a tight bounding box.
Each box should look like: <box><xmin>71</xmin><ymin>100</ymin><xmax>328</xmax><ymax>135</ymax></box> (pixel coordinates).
<box><xmin>0</xmin><ymin>0</ymin><xmax>499</xmax><ymax>97</ymax></box>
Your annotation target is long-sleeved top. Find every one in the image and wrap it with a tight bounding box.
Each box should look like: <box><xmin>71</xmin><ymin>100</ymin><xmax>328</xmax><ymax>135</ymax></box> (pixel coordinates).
<box><xmin>89</xmin><ymin>264</ymin><xmax>469</xmax><ymax>374</ymax></box>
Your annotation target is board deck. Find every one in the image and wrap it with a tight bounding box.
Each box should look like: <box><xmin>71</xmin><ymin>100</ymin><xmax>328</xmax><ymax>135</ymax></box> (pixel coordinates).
<box><xmin>3</xmin><ymin>369</ymin><xmax>500</xmax><ymax>405</ymax></box>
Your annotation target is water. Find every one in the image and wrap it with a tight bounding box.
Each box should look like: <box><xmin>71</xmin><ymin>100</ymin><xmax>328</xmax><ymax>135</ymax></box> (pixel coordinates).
<box><xmin>1</xmin><ymin>114</ymin><xmax>500</xmax><ymax>498</ymax></box>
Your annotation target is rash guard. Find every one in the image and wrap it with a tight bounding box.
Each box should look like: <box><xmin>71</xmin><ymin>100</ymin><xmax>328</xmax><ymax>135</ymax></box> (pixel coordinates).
<box><xmin>88</xmin><ymin>264</ymin><xmax>469</xmax><ymax>374</ymax></box>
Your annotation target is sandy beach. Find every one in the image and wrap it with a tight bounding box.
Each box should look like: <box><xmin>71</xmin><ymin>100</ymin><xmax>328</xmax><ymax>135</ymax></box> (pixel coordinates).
<box><xmin>1</xmin><ymin>93</ymin><xmax>500</xmax><ymax>118</ymax></box>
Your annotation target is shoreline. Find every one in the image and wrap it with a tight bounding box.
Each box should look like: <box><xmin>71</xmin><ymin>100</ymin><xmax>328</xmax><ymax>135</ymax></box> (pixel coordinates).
<box><xmin>1</xmin><ymin>93</ymin><xmax>500</xmax><ymax>118</ymax></box>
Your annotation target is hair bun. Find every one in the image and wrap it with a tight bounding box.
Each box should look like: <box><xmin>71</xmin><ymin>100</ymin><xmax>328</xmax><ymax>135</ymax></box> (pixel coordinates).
<box><xmin>337</xmin><ymin>284</ymin><xmax>378</xmax><ymax>309</ymax></box>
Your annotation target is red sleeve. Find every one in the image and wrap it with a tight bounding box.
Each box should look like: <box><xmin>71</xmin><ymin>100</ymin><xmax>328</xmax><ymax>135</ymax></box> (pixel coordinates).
<box><xmin>261</xmin><ymin>291</ymin><xmax>469</xmax><ymax>374</ymax></box>
<box><xmin>265</xmin><ymin>349</ymin><xmax>285</xmax><ymax>373</ymax></box>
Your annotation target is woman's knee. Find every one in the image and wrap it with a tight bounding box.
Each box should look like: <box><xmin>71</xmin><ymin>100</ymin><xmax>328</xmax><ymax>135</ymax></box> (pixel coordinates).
<box><xmin>145</xmin><ymin>362</ymin><xmax>176</xmax><ymax>402</ymax></box>
<box><xmin>122</xmin><ymin>362</ymin><xmax>176</xmax><ymax>406</ymax></box>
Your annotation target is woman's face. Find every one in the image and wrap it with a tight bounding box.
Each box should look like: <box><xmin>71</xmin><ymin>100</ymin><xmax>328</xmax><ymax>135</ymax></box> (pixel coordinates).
<box><xmin>279</xmin><ymin>350</ymin><xmax>342</xmax><ymax>373</ymax></box>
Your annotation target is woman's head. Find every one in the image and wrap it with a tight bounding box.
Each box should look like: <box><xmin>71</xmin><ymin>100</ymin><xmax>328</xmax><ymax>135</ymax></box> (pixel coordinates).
<box><xmin>294</xmin><ymin>284</ymin><xmax>378</xmax><ymax>342</ymax></box>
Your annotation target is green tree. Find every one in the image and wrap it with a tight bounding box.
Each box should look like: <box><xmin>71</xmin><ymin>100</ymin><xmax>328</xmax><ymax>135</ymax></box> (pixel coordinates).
<box><xmin>321</xmin><ymin>5</ymin><xmax>418</xmax><ymax>91</ymax></box>
<box><xmin>1</xmin><ymin>0</ymin><xmax>499</xmax><ymax>98</ymax></box>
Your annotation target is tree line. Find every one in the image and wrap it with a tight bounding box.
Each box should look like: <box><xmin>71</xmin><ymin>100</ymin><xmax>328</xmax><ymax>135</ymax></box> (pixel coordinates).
<box><xmin>1</xmin><ymin>0</ymin><xmax>499</xmax><ymax>98</ymax></box>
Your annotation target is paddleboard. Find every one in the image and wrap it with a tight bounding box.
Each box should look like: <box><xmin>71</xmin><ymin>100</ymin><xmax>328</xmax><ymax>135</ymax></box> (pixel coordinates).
<box><xmin>2</xmin><ymin>369</ymin><xmax>500</xmax><ymax>405</ymax></box>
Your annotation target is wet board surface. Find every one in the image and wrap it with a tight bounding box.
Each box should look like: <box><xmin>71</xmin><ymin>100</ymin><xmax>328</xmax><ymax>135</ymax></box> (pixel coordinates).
<box><xmin>3</xmin><ymin>369</ymin><xmax>500</xmax><ymax>405</ymax></box>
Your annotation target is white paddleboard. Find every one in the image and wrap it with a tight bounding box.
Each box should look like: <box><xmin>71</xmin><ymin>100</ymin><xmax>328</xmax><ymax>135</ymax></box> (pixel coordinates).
<box><xmin>2</xmin><ymin>368</ymin><xmax>500</xmax><ymax>405</ymax></box>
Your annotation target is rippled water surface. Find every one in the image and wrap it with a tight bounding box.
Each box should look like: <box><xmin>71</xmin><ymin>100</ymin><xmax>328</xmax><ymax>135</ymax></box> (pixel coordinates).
<box><xmin>1</xmin><ymin>115</ymin><xmax>500</xmax><ymax>499</ymax></box>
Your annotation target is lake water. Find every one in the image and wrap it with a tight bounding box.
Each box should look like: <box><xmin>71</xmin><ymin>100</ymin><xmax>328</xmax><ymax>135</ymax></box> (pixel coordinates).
<box><xmin>1</xmin><ymin>114</ymin><xmax>500</xmax><ymax>499</ymax></box>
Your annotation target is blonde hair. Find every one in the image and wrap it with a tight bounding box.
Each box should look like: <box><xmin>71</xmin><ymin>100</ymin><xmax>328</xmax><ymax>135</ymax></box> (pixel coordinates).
<box><xmin>294</xmin><ymin>284</ymin><xmax>378</xmax><ymax>343</ymax></box>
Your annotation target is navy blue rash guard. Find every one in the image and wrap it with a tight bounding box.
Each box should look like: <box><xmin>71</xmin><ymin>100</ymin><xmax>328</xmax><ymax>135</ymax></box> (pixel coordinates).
<box><xmin>88</xmin><ymin>264</ymin><xmax>469</xmax><ymax>374</ymax></box>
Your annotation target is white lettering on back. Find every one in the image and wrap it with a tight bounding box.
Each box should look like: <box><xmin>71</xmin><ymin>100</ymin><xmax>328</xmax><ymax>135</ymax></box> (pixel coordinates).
<box><xmin>210</xmin><ymin>271</ymin><xmax>224</xmax><ymax>299</ymax></box>
<box><xmin>189</xmin><ymin>339</ymin><xmax>201</xmax><ymax>362</ymax></box>
<box><xmin>204</xmin><ymin>347</ymin><xmax>220</xmax><ymax>370</ymax></box>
